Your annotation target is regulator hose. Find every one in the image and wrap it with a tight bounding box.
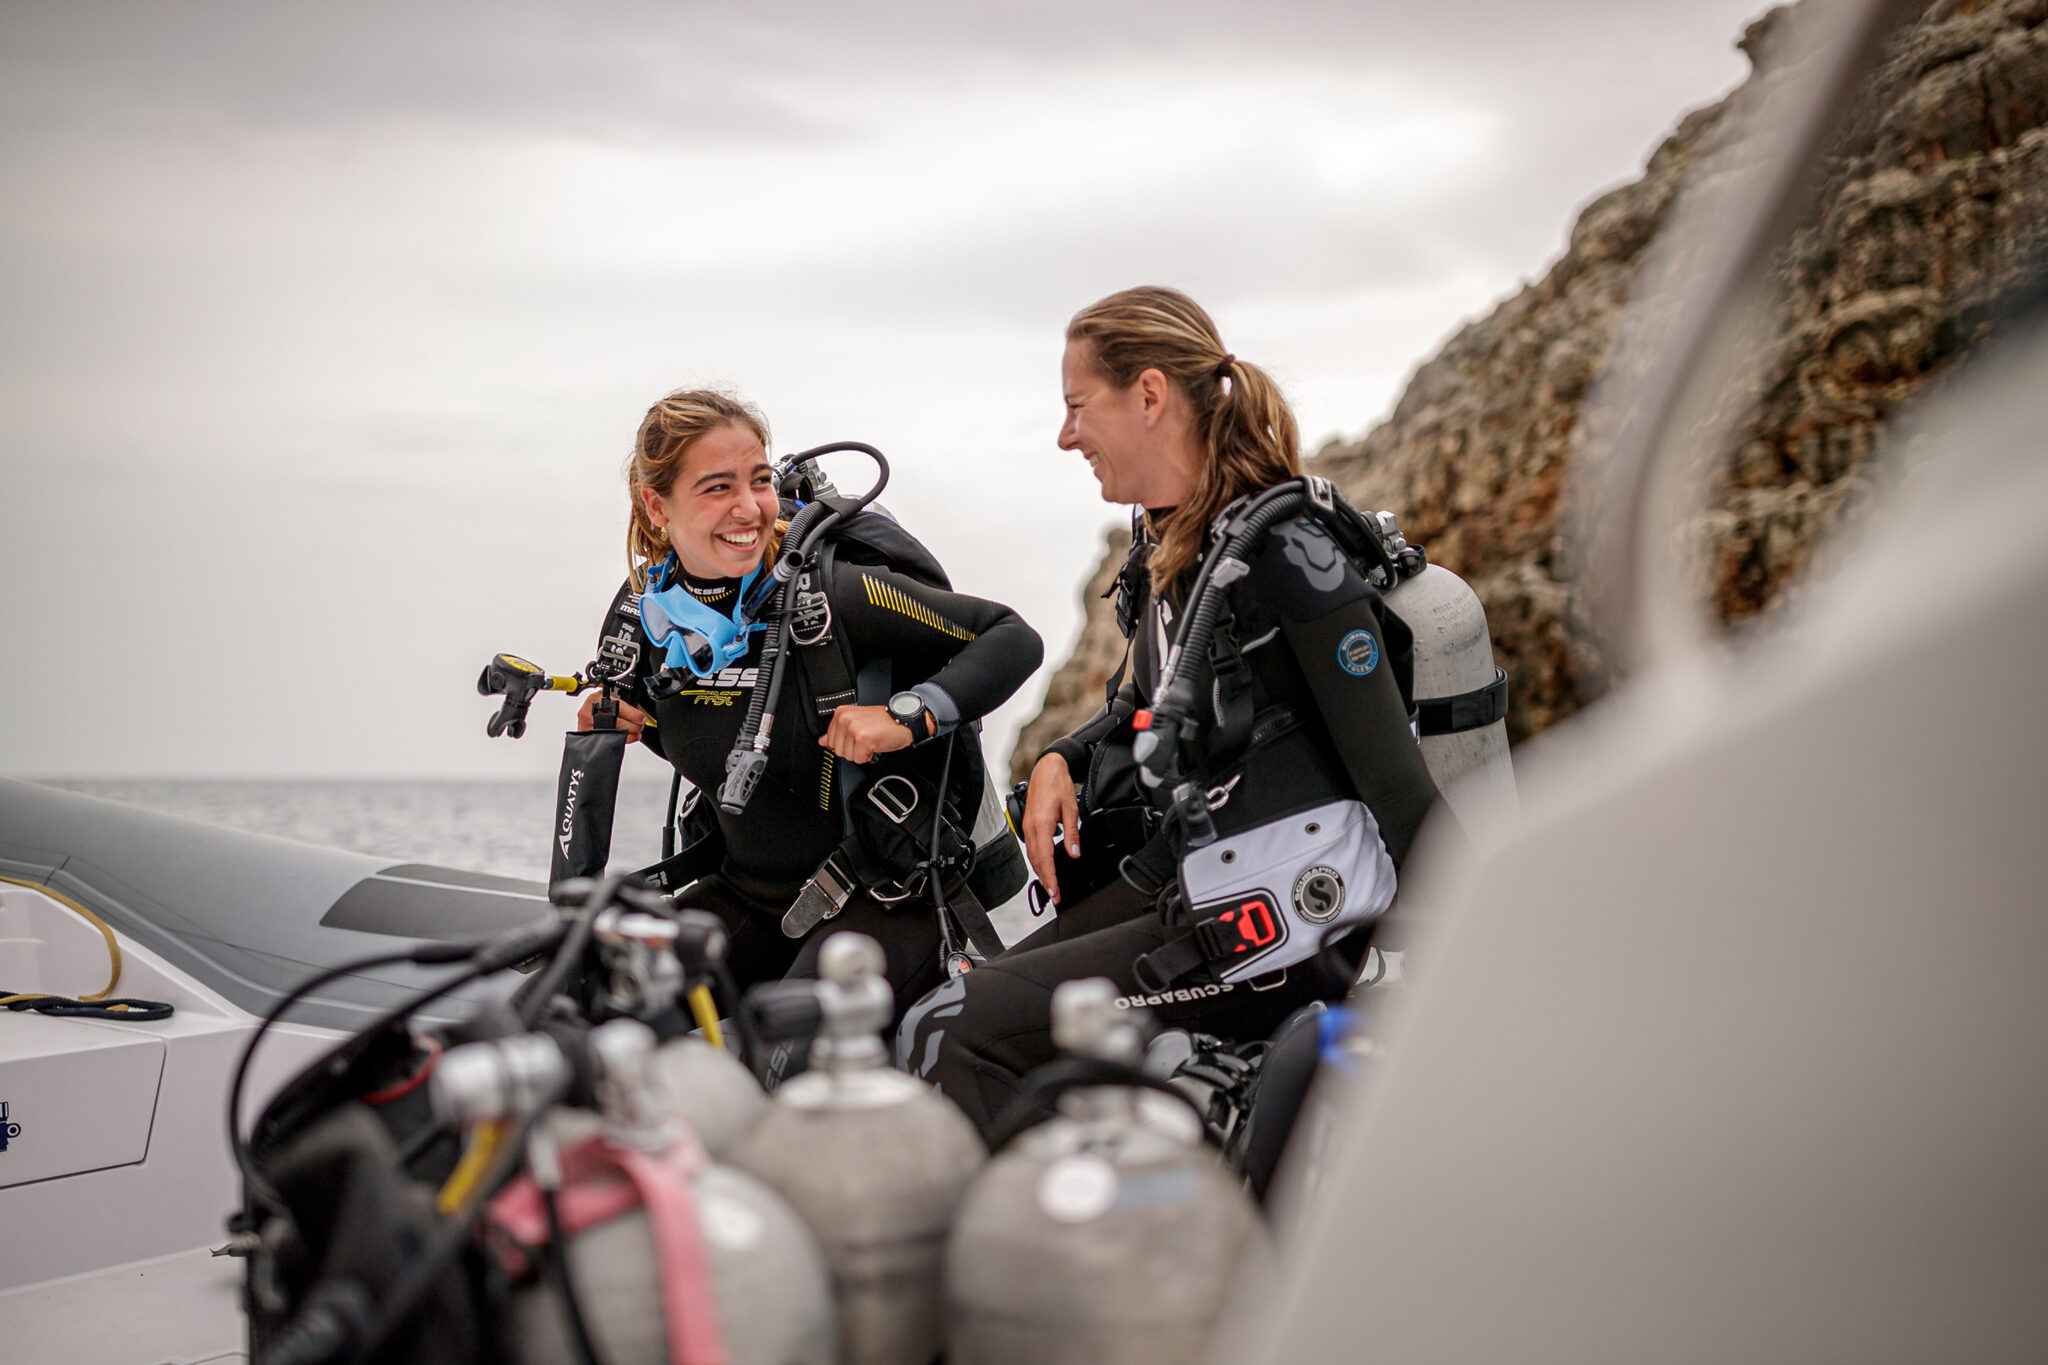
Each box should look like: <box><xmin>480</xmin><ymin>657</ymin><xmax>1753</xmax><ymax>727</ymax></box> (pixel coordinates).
<box><xmin>739</xmin><ymin>497</ymin><xmax>836</xmax><ymax>624</ymax></box>
<box><xmin>266</xmin><ymin>1096</ymin><xmax>552</xmax><ymax>1365</ymax></box>
<box><xmin>231</xmin><ymin>916</ymin><xmax>572</xmax><ymax>1214</ymax></box>
<box><xmin>1135</xmin><ymin>484</ymin><xmax>1310</xmax><ymax>793</ymax></box>
<box><xmin>984</xmin><ymin>1054</ymin><xmax>1211</xmax><ymax>1153</ymax></box>
<box><xmin>722</xmin><ymin>440</ymin><xmax>894</xmax><ymax>814</ymax></box>
<box><xmin>0</xmin><ymin>872</ymin><xmax>175</xmax><ymax>1020</ymax></box>
<box><xmin>237</xmin><ymin>878</ymin><xmax>679</xmax><ymax>1365</ymax></box>
<box><xmin>718</xmin><ymin>580</ymin><xmax>786</xmax><ymax>814</ymax></box>
<box><xmin>735</xmin><ymin>440</ymin><xmax>891</xmax><ymax>623</ymax></box>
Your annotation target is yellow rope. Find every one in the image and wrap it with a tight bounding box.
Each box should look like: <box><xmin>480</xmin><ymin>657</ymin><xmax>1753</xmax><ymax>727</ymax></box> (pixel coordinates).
<box><xmin>687</xmin><ymin>984</ymin><xmax>725</xmax><ymax>1050</ymax></box>
<box><xmin>437</xmin><ymin>1120</ymin><xmax>507</xmax><ymax>1213</ymax></box>
<box><xmin>0</xmin><ymin>873</ymin><xmax>123</xmax><ymax>1007</ymax></box>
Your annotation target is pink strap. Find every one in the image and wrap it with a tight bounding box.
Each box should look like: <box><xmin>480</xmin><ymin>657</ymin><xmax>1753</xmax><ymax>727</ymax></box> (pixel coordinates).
<box><xmin>610</xmin><ymin>1142</ymin><xmax>728</xmax><ymax>1365</ymax></box>
<box><xmin>486</xmin><ymin>1130</ymin><xmax>728</xmax><ymax>1365</ymax></box>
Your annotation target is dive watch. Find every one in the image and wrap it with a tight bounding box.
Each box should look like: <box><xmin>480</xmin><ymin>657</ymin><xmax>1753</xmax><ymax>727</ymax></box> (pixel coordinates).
<box><xmin>886</xmin><ymin>690</ymin><xmax>932</xmax><ymax>743</ymax></box>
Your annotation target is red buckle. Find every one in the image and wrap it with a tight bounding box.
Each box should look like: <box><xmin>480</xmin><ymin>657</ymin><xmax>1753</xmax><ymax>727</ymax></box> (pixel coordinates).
<box><xmin>1132</xmin><ymin>708</ymin><xmax>1153</xmax><ymax>731</ymax></box>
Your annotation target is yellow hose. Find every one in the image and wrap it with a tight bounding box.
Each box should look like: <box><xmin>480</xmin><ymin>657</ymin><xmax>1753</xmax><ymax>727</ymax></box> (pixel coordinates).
<box><xmin>0</xmin><ymin>873</ymin><xmax>123</xmax><ymax>1007</ymax></box>
<box><xmin>687</xmin><ymin>984</ymin><xmax>724</xmax><ymax>1050</ymax></box>
<box><xmin>437</xmin><ymin>1120</ymin><xmax>507</xmax><ymax>1213</ymax></box>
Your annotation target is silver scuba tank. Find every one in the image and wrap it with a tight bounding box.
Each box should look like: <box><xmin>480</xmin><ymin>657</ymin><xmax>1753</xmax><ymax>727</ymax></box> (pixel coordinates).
<box><xmin>729</xmin><ymin>933</ymin><xmax>986</xmax><ymax>1365</ymax></box>
<box><xmin>594</xmin><ymin>902</ymin><xmax>766</xmax><ymax>1158</ymax></box>
<box><xmin>945</xmin><ymin>979</ymin><xmax>1269</xmax><ymax>1365</ymax></box>
<box><xmin>649</xmin><ymin>1031</ymin><xmax>764</xmax><ymax>1160</ymax></box>
<box><xmin>434</xmin><ymin>1021</ymin><xmax>836</xmax><ymax>1365</ymax></box>
<box><xmin>1376</xmin><ymin>513</ymin><xmax>1519</xmax><ymax>833</ymax></box>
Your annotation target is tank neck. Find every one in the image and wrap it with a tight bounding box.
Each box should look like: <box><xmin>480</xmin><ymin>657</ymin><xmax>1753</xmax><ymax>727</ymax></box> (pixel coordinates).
<box><xmin>1058</xmin><ymin>1084</ymin><xmax>1139</xmax><ymax>1128</ymax></box>
<box><xmin>815</xmin><ymin>1033</ymin><xmax>888</xmax><ymax>1075</ymax></box>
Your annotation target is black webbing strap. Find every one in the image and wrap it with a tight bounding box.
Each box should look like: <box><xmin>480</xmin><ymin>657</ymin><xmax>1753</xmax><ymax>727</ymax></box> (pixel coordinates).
<box><xmin>1206</xmin><ymin>702</ymin><xmax>1300</xmax><ymax>783</ymax></box>
<box><xmin>1102</xmin><ymin>634</ymin><xmax>1135</xmax><ymax>706</ymax></box>
<box><xmin>1131</xmin><ymin>922</ymin><xmax>1231</xmax><ymax>994</ymax></box>
<box><xmin>945</xmin><ymin>881</ymin><xmax>1006</xmax><ymax>962</ymax></box>
<box><xmin>796</xmin><ymin>543</ymin><xmax>860</xmax><ymax>720</ymax></box>
<box><xmin>1118</xmin><ymin>823</ymin><xmax>1181</xmax><ymax>898</ymax></box>
<box><xmin>629</xmin><ymin>841</ymin><xmax>722</xmax><ymax>895</ymax></box>
<box><xmin>1203</xmin><ymin>613</ymin><xmax>1257</xmax><ymax>773</ymax></box>
<box><xmin>1415</xmin><ymin>667</ymin><xmax>1509</xmax><ymax>737</ymax></box>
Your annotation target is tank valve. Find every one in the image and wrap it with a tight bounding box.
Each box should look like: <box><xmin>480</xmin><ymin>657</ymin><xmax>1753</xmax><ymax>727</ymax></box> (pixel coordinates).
<box><xmin>1050</xmin><ymin>978</ymin><xmax>1165</xmax><ymax>1129</ymax></box>
<box><xmin>591</xmin><ymin>909</ymin><xmax>684</xmax><ymax>1018</ymax></box>
<box><xmin>1051</xmin><ymin>978</ymin><xmax>1151</xmax><ymax>1068</ymax></box>
<box><xmin>431</xmin><ymin>1033</ymin><xmax>568</xmax><ymax>1127</ymax></box>
<box><xmin>585</xmin><ymin>1018</ymin><xmax>675</xmax><ymax>1150</ymax></box>
<box><xmin>741</xmin><ymin>933</ymin><xmax>893</xmax><ymax>1076</ymax></box>
<box><xmin>667</xmin><ymin>909</ymin><xmax>729</xmax><ymax>979</ymax></box>
<box><xmin>813</xmin><ymin>933</ymin><xmax>893</xmax><ymax>1073</ymax></box>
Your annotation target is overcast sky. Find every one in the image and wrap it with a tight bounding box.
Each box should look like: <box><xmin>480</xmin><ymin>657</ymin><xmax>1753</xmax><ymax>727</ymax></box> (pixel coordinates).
<box><xmin>1</xmin><ymin>0</ymin><xmax>1770</xmax><ymax>780</ymax></box>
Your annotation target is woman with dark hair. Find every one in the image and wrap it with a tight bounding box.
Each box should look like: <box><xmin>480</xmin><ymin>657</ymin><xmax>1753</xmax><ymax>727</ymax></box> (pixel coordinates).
<box><xmin>897</xmin><ymin>287</ymin><xmax>1446</xmax><ymax>1136</ymax></box>
<box><xmin>581</xmin><ymin>388</ymin><xmax>1043</xmax><ymax>1040</ymax></box>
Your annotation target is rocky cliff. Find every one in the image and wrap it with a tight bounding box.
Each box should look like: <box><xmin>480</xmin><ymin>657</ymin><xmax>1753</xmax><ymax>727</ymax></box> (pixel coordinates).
<box><xmin>1013</xmin><ymin>0</ymin><xmax>2048</xmax><ymax>780</ymax></box>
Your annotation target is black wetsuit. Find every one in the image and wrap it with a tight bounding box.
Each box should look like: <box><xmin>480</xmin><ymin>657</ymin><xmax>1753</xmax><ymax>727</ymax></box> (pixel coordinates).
<box><xmin>897</xmin><ymin>510</ymin><xmax>1445</xmax><ymax>1137</ymax></box>
<box><xmin>596</xmin><ymin>556</ymin><xmax>1042</xmax><ymax>1037</ymax></box>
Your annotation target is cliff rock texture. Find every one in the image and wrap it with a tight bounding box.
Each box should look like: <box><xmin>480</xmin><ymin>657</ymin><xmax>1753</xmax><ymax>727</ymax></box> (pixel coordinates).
<box><xmin>1013</xmin><ymin>0</ymin><xmax>2047</xmax><ymax>779</ymax></box>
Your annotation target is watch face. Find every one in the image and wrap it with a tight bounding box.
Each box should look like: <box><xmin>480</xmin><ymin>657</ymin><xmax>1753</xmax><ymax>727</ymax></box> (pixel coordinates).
<box><xmin>888</xmin><ymin>693</ymin><xmax>921</xmax><ymax>719</ymax></box>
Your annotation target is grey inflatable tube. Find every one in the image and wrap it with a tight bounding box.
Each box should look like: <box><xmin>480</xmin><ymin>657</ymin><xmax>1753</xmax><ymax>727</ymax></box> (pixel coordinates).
<box><xmin>0</xmin><ymin>777</ymin><xmax>550</xmax><ymax>1029</ymax></box>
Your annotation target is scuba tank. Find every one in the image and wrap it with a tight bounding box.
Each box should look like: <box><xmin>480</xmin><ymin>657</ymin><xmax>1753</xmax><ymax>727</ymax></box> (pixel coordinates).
<box><xmin>730</xmin><ymin>933</ymin><xmax>985</xmax><ymax>1365</ymax></box>
<box><xmin>434</xmin><ymin>1020</ymin><xmax>836</xmax><ymax>1365</ymax></box>
<box><xmin>590</xmin><ymin>901</ymin><xmax>766</xmax><ymax>1159</ymax></box>
<box><xmin>1125</xmin><ymin>483</ymin><xmax>1516</xmax><ymax>841</ymax></box>
<box><xmin>1373</xmin><ymin>512</ymin><xmax>1519</xmax><ymax>833</ymax></box>
<box><xmin>945</xmin><ymin>979</ymin><xmax>1268</xmax><ymax>1365</ymax></box>
<box><xmin>648</xmin><ymin>1030</ymin><xmax>763</xmax><ymax>1161</ymax></box>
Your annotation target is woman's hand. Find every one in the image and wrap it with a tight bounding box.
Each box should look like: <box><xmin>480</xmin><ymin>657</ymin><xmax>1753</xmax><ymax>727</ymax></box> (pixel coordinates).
<box><xmin>820</xmin><ymin>704</ymin><xmax>930</xmax><ymax>765</ymax></box>
<box><xmin>576</xmin><ymin>692</ymin><xmax>648</xmax><ymax>742</ymax></box>
<box><xmin>1021</xmin><ymin>752</ymin><xmax>1081</xmax><ymax>904</ymax></box>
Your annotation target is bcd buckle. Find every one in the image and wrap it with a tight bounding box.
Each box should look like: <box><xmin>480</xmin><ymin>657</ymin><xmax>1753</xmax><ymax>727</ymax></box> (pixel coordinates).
<box><xmin>781</xmin><ymin>852</ymin><xmax>855</xmax><ymax>938</ymax></box>
<box><xmin>788</xmin><ymin>572</ymin><xmax>833</xmax><ymax>646</ymax></box>
<box><xmin>866</xmin><ymin>774</ymin><xmax>920</xmax><ymax>825</ymax></box>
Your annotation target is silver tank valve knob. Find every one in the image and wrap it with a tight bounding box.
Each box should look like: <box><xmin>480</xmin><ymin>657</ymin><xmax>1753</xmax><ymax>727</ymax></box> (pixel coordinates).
<box><xmin>431</xmin><ymin>1033</ymin><xmax>568</xmax><ymax>1127</ymax></box>
<box><xmin>814</xmin><ymin>931</ymin><xmax>893</xmax><ymax>1073</ymax></box>
<box><xmin>1051</xmin><ymin>978</ymin><xmax>1150</xmax><ymax>1069</ymax></box>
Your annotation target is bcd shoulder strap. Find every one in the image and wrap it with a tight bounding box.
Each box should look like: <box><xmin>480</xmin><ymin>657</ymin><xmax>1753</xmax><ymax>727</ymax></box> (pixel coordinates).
<box><xmin>793</xmin><ymin>539</ymin><xmax>859</xmax><ymax>723</ymax></box>
<box><xmin>784</xmin><ymin>508</ymin><xmax>952</xmax><ymax>726</ymax></box>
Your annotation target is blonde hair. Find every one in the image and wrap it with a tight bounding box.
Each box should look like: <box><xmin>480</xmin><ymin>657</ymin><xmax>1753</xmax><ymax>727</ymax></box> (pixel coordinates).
<box><xmin>625</xmin><ymin>388</ymin><xmax>784</xmax><ymax>590</ymax></box>
<box><xmin>1066</xmin><ymin>287</ymin><xmax>1301</xmax><ymax>591</ymax></box>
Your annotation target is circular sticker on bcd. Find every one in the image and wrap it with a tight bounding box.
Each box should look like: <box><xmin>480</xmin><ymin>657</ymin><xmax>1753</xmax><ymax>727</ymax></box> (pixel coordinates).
<box><xmin>1338</xmin><ymin>629</ymin><xmax>1379</xmax><ymax>676</ymax></box>
<box><xmin>1038</xmin><ymin>1154</ymin><xmax>1119</xmax><ymax>1224</ymax></box>
<box><xmin>1293</xmin><ymin>864</ymin><xmax>1346</xmax><ymax>924</ymax></box>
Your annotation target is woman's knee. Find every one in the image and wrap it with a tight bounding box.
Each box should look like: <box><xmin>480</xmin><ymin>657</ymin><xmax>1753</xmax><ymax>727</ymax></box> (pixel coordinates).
<box><xmin>895</xmin><ymin>962</ymin><xmax>1051</xmax><ymax>1075</ymax></box>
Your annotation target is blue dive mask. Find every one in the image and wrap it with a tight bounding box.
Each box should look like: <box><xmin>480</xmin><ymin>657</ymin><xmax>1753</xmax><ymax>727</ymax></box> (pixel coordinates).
<box><xmin>639</xmin><ymin>556</ymin><xmax>765</xmax><ymax>679</ymax></box>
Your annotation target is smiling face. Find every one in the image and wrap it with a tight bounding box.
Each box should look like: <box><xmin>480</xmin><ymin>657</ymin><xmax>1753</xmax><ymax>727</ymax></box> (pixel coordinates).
<box><xmin>1058</xmin><ymin>339</ymin><xmax>1201</xmax><ymax>509</ymax></box>
<box><xmin>640</xmin><ymin>422</ymin><xmax>778</xmax><ymax>579</ymax></box>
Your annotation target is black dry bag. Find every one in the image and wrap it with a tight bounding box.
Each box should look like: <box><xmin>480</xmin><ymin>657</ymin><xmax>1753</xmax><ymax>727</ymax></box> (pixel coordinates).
<box><xmin>548</xmin><ymin>727</ymin><xmax>628</xmax><ymax>902</ymax></box>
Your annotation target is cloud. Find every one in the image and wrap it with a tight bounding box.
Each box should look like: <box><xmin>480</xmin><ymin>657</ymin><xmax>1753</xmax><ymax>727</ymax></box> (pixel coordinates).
<box><xmin>0</xmin><ymin>0</ymin><xmax>1774</xmax><ymax>775</ymax></box>
<box><xmin>6</xmin><ymin>1</ymin><xmax>1755</xmax><ymax>144</ymax></box>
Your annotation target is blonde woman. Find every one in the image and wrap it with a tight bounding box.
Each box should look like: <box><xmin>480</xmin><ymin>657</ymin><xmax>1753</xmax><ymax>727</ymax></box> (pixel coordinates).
<box><xmin>898</xmin><ymin>288</ymin><xmax>1445</xmax><ymax>1138</ymax></box>
<box><xmin>580</xmin><ymin>389</ymin><xmax>1042</xmax><ymax>1031</ymax></box>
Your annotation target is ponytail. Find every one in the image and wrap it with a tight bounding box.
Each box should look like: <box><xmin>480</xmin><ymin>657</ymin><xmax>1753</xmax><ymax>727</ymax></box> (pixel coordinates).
<box><xmin>1065</xmin><ymin>288</ymin><xmax>1300</xmax><ymax>591</ymax></box>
